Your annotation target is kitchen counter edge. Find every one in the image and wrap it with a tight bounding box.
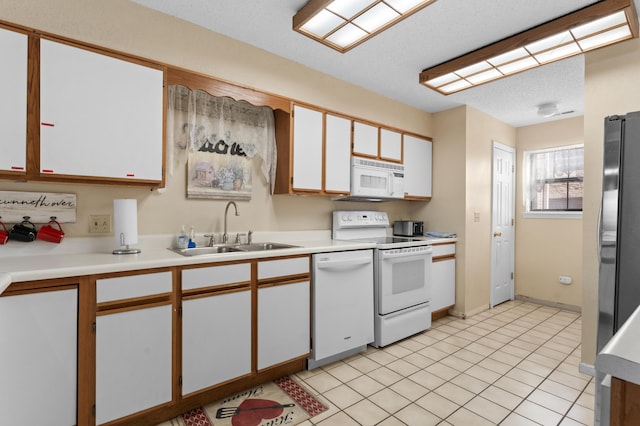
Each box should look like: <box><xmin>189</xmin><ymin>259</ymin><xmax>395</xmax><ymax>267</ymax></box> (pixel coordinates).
<box><xmin>596</xmin><ymin>304</ymin><xmax>640</xmax><ymax>386</ymax></box>
<box><xmin>0</xmin><ymin>240</ymin><xmax>376</xmax><ymax>293</ymax></box>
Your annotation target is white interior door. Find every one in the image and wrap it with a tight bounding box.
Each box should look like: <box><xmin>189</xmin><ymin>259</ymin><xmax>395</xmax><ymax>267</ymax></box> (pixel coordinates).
<box><xmin>491</xmin><ymin>142</ymin><xmax>515</xmax><ymax>307</ymax></box>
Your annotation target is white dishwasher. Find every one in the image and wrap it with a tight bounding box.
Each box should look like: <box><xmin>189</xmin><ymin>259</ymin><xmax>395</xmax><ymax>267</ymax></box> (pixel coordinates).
<box><xmin>308</xmin><ymin>249</ymin><xmax>374</xmax><ymax>369</ymax></box>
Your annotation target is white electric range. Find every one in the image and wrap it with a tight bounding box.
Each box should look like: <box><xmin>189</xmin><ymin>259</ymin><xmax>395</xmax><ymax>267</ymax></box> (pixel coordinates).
<box><xmin>333</xmin><ymin>211</ymin><xmax>432</xmax><ymax>347</ymax></box>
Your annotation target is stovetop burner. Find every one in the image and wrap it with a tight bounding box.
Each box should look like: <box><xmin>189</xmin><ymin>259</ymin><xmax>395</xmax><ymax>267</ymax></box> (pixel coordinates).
<box><xmin>350</xmin><ymin>236</ymin><xmax>430</xmax><ymax>249</ymax></box>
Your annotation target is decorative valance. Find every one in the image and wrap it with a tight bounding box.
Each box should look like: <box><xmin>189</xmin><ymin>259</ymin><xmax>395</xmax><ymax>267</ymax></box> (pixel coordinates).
<box><xmin>167</xmin><ymin>85</ymin><xmax>277</xmax><ymax>196</ymax></box>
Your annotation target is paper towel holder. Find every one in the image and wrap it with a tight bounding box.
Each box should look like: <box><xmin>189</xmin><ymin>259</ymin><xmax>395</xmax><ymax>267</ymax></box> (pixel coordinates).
<box><xmin>112</xmin><ymin>199</ymin><xmax>141</xmax><ymax>255</ymax></box>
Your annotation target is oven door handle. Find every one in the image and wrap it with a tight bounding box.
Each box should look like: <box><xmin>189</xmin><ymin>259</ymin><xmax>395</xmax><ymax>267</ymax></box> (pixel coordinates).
<box><xmin>380</xmin><ymin>250</ymin><xmax>431</xmax><ymax>259</ymax></box>
<box><xmin>316</xmin><ymin>257</ymin><xmax>372</xmax><ymax>270</ymax></box>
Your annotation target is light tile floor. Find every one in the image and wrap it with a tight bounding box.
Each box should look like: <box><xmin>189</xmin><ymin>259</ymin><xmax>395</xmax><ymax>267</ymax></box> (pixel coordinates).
<box><xmin>296</xmin><ymin>300</ymin><xmax>594</xmax><ymax>426</ymax></box>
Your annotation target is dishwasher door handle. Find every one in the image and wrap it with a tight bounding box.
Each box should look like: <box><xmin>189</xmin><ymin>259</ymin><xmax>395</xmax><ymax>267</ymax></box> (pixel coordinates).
<box><xmin>316</xmin><ymin>257</ymin><xmax>372</xmax><ymax>270</ymax></box>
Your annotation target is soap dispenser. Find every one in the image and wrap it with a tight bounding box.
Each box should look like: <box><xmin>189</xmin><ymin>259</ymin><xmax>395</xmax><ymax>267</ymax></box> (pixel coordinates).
<box><xmin>188</xmin><ymin>225</ymin><xmax>196</xmax><ymax>248</ymax></box>
<box><xmin>176</xmin><ymin>225</ymin><xmax>188</xmax><ymax>249</ymax></box>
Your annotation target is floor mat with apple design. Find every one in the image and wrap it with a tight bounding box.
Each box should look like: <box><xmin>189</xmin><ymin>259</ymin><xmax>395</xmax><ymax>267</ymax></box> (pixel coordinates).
<box><xmin>178</xmin><ymin>376</ymin><xmax>327</xmax><ymax>426</ymax></box>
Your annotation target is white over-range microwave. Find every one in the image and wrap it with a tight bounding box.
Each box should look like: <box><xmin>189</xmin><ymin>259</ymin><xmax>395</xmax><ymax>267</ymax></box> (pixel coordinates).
<box><xmin>350</xmin><ymin>156</ymin><xmax>405</xmax><ymax>200</ymax></box>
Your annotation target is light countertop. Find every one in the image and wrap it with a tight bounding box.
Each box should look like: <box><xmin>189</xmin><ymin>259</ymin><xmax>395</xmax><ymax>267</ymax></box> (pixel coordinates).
<box><xmin>596</xmin><ymin>304</ymin><xmax>640</xmax><ymax>386</ymax></box>
<box><xmin>0</xmin><ymin>231</ymin><xmax>455</xmax><ymax>293</ymax></box>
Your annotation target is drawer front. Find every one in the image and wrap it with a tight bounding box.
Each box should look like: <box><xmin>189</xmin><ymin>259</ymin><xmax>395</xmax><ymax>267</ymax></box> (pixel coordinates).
<box><xmin>97</xmin><ymin>271</ymin><xmax>172</xmax><ymax>303</ymax></box>
<box><xmin>431</xmin><ymin>243</ymin><xmax>456</xmax><ymax>258</ymax></box>
<box><xmin>258</xmin><ymin>256</ymin><xmax>309</xmax><ymax>280</ymax></box>
<box><xmin>182</xmin><ymin>263</ymin><xmax>251</xmax><ymax>291</ymax></box>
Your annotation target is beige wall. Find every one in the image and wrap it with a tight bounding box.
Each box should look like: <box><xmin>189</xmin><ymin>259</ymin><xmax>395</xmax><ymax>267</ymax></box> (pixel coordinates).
<box><xmin>424</xmin><ymin>106</ymin><xmax>468</xmax><ymax>311</ymax></box>
<box><xmin>420</xmin><ymin>106</ymin><xmax>516</xmax><ymax>317</ymax></box>
<box><xmin>0</xmin><ymin>0</ymin><xmax>432</xmax><ymax>237</ymax></box>
<box><xmin>515</xmin><ymin>117</ymin><xmax>584</xmax><ymax>309</ymax></box>
<box><xmin>465</xmin><ymin>106</ymin><xmax>516</xmax><ymax>315</ymax></box>
<box><xmin>582</xmin><ymin>37</ymin><xmax>640</xmax><ymax>365</ymax></box>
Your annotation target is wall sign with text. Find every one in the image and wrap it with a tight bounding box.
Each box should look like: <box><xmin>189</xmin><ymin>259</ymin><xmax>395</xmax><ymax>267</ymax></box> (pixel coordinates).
<box><xmin>0</xmin><ymin>191</ymin><xmax>77</xmax><ymax>223</ymax></box>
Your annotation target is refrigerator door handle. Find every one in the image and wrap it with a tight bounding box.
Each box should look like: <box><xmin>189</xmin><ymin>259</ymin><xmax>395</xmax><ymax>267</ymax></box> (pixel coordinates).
<box><xmin>597</xmin><ymin>202</ymin><xmax>602</xmax><ymax>263</ymax></box>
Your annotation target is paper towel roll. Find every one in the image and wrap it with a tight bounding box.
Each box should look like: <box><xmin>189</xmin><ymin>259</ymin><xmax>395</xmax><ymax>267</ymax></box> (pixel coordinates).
<box><xmin>113</xmin><ymin>199</ymin><xmax>138</xmax><ymax>248</ymax></box>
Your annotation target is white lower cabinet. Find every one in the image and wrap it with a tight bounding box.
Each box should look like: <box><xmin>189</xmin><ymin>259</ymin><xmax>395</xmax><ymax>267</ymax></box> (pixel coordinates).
<box><xmin>95</xmin><ymin>271</ymin><xmax>173</xmax><ymax>425</ymax></box>
<box><xmin>258</xmin><ymin>280</ymin><xmax>310</xmax><ymax>370</ymax></box>
<box><xmin>431</xmin><ymin>244</ymin><xmax>456</xmax><ymax>312</ymax></box>
<box><xmin>0</xmin><ymin>288</ymin><xmax>77</xmax><ymax>426</ymax></box>
<box><xmin>182</xmin><ymin>290</ymin><xmax>251</xmax><ymax>395</ymax></box>
<box><xmin>96</xmin><ymin>305</ymin><xmax>172</xmax><ymax>425</ymax></box>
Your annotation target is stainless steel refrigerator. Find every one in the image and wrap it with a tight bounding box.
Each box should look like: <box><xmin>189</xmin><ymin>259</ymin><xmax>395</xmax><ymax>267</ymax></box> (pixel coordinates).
<box><xmin>596</xmin><ymin>111</ymin><xmax>640</xmax><ymax>425</ymax></box>
<box><xmin>597</xmin><ymin>111</ymin><xmax>640</xmax><ymax>351</ymax></box>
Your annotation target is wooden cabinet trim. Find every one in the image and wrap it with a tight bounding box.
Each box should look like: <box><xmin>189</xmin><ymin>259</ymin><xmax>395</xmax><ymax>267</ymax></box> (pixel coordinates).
<box><xmin>2</xmin><ymin>276</ymin><xmax>81</xmax><ymax>295</ymax></box>
<box><xmin>611</xmin><ymin>376</ymin><xmax>640</xmax><ymax>426</ymax></box>
<box><xmin>257</xmin><ymin>275</ymin><xmax>310</xmax><ymax>288</ymax></box>
<box><xmin>78</xmin><ymin>276</ymin><xmax>96</xmax><ymax>426</ymax></box>
<box><xmin>92</xmin><ymin>267</ymin><xmax>173</xmax><ymax>281</ymax></box>
<box><xmin>97</xmin><ymin>294</ymin><xmax>172</xmax><ymax>314</ymax></box>
<box><xmin>433</xmin><ymin>254</ymin><xmax>456</xmax><ymax>262</ymax></box>
<box><xmin>167</xmin><ymin>67</ymin><xmax>290</xmax><ymax>113</ymax></box>
<box><xmin>182</xmin><ymin>282</ymin><xmax>251</xmax><ymax>300</ymax></box>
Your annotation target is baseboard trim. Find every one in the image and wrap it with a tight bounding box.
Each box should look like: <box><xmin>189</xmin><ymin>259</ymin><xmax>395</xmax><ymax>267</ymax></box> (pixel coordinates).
<box><xmin>515</xmin><ymin>295</ymin><xmax>581</xmax><ymax>313</ymax></box>
<box><xmin>449</xmin><ymin>304</ymin><xmax>491</xmax><ymax>320</ymax></box>
<box><xmin>579</xmin><ymin>362</ymin><xmax>596</xmax><ymax>377</ymax></box>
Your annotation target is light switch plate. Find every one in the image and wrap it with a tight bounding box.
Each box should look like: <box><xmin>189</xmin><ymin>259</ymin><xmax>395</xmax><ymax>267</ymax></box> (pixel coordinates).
<box><xmin>89</xmin><ymin>214</ymin><xmax>111</xmax><ymax>233</ymax></box>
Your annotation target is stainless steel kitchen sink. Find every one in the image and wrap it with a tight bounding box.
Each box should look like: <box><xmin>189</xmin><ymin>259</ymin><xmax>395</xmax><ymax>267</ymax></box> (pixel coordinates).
<box><xmin>170</xmin><ymin>242</ymin><xmax>298</xmax><ymax>256</ymax></box>
<box><xmin>170</xmin><ymin>245</ymin><xmax>244</xmax><ymax>256</ymax></box>
<box><xmin>235</xmin><ymin>242</ymin><xmax>299</xmax><ymax>251</ymax></box>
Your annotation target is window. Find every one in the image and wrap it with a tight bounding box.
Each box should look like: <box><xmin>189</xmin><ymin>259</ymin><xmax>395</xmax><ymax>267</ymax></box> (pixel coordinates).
<box><xmin>523</xmin><ymin>144</ymin><xmax>583</xmax><ymax>217</ymax></box>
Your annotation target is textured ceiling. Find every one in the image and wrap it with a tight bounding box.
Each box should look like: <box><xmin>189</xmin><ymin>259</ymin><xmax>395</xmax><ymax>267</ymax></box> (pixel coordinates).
<box><xmin>131</xmin><ymin>0</ymin><xmax>639</xmax><ymax>128</ymax></box>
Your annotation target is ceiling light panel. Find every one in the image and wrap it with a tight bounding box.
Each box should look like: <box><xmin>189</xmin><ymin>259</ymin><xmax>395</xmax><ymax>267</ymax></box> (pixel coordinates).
<box><xmin>327</xmin><ymin>0</ymin><xmax>378</xmax><ymax>19</ymax></box>
<box><xmin>577</xmin><ymin>25</ymin><xmax>632</xmax><ymax>50</ymax></box>
<box><xmin>386</xmin><ymin>0</ymin><xmax>427</xmax><ymax>13</ymax></box>
<box><xmin>300</xmin><ymin>9</ymin><xmax>345</xmax><ymax>37</ymax></box>
<box><xmin>293</xmin><ymin>0</ymin><xmax>437</xmax><ymax>53</ymax></box>
<box><xmin>326</xmin><ymin>23</ymin><xmax>368</xmax><ymax>47</ymax></box>
<box><xmin>353</xmin><ymin>3</ymin><xmax>400</xmax><ymax>33</ymax></box>
<box><xmin>419</xmin><ymin>0</ymin><xmax>638</xmax><ymax>95</ymax></box>
<box><xmin>526</xmin><ymin>31</ymin><xmax>574</xmax><ymax>54</ymax></box>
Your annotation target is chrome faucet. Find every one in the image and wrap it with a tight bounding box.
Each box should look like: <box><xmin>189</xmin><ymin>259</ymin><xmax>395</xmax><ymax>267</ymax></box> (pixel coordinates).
<box><xmin>223</xmin><ymin>201</ymin><xmax>239</xmax><ymax>244</ymax></box>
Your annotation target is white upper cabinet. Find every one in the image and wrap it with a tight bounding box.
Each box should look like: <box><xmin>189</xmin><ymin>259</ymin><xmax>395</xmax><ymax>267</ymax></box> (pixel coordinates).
<box><xmin>353</xmin><ymin>121</ymin><xmax>378</xmax><ymax>157</ymax></box>
<box><xmin>292</xmin><ymin>104</ymin><xmax>323</xmax><ymax>191</ymax></box>
<box><xmin>354</xmin><ymin>122</ymin><xmax>402</xmax><ymax>162</ymax></box>
<box><xmin>325</xmin><ymin>113</ymin><xmax>351</xmax><ymax>194</ymax></box>
<box><xmin>0</xmin><ymin>28</ymin><xmax>27</xmax><ymax>173</ymax></box>
<box><xmin>40</xmin><ymin>39</ymin><xmax>164</xmax><ymax>181</ymax></box>
<box><xmin>380</xmin><ymin>128</ymin><xmax>402</xmax><ymax>162</ymax></box>
<box><xmin>403</xmin><ymin>134</ymin><xmax>432</xmax><ymax>198</ymax></box>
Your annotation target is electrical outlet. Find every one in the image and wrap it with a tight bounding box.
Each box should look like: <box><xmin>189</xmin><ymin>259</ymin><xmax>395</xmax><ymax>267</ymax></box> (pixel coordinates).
<box><xmin>89</xmin><ymin>214</ymin><xmax>111</xmax><ymax>234</ymax></box>
<box><xmin>559</xmin><ymin>275</ymin><xmax>573</xmax><ymax>285</ymax></box>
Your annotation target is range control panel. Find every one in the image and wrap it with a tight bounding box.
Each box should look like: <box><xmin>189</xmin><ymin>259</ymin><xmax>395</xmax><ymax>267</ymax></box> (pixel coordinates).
<box><xmin>333</xmin><ymin>211</ymin><xmax>389</xmax><ymax>229</ymax></box>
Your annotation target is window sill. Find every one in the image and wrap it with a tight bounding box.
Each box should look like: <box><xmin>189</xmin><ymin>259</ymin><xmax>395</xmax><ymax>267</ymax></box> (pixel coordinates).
<box><xmin>522</xmin><ymin>211</ymin><xmax>583</xmax><ymax>219</ymax></box>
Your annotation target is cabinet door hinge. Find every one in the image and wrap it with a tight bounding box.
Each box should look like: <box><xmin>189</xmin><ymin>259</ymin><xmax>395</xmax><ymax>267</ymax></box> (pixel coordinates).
<box><xmin>512</xmin><ymin>164</ymin><xmax>515</xmax><ymax>173</ymax></box>
<box><xmin>511</xmin><ymin>272</ymin><xmax>514</xmax><ymax>280</ymax></box>
<box><xmin>92</xmin><ymin>322</ymin><xmax>96</xmax><ymax>334</ymax></box>
<box><xmin>178</xmin><ymin>306</ymin><xmax>182</xmax><ymax>317</ymax></box>
<box><xmin>92</xmin><ymin>404</ymin><xmax>96</xmax><ymax>417</ymax></box>
<box><xmin>179</xmin><ymin>376</ymin><xmax>183</xmax><ymax>387</ymax></box>
<box><xmin>512</xmin><ymin>218</ymin><xmax>514</xmax><ymax>226</ymax></box>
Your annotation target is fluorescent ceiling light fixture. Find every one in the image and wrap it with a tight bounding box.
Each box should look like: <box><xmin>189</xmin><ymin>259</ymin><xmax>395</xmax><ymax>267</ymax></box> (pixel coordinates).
<box><xmin>294</xmin><ymin>0</ymin><xmax>437</xmax><ymax>53</ymax></box>
<box><xmin>420</xmin><ymin>0</ymin><xmax>639</xmax><ymax>95</ymax></box>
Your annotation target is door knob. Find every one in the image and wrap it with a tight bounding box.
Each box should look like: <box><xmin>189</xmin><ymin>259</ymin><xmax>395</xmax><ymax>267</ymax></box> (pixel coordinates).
<box><xmin>493</xmin><ymin>232</ymin><xmax>502</xmax><ymax>237</ymax></box>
